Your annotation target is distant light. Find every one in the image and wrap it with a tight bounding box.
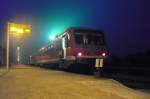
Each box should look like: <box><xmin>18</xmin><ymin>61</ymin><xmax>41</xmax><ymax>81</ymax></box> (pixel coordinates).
<box><xmin>24</xmin><ymin>29</ymin><xmax>31</xmax><ymax>33</ymax></box>
<box><xmin>41</xmin><ymin>47</ymin><xmax>45</xmax><ymax>50</ymax></box>
<box><xmin>10</xmin><ymin>27</ymin><xmax>24</xmax><ymax>34</ymax></box>
<box><xmin>17</xmin><ymin>46</ymin><xmax>20</xmax><ymax>50</ymax></box>
<box><xmin>10</xmin><ymin>27</ymin><xmax>17</xmax><ymax>32</ymax></box>
<box><xmin>77</xmin><ymin>52</ymin><xmax>82</xmax><ymax>57</ymax></box>
<box><xmin>17</xmin><ymin>29</ymin><xmax>24</xmax><ymax>34</ymax></box>
<box><xmin>49</xmin><ymin>34</ymin><xmax>56</xmax><ymax>41</ymax></box>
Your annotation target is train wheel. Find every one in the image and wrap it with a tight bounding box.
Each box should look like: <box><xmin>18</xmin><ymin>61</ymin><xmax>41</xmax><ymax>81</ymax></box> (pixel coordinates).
<box><xmin>59</xmin><ymin>60</ymin><xmax>64</xmax><ymax>70</ymax></box>
<box><xmin>59</xmin><ymin>60</ymin><xmax>69</xmax><ymax>71</ymax></box>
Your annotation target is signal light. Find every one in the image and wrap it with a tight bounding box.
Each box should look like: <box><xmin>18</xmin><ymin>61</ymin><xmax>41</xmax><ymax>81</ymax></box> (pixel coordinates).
<box><xmin>77</xmin><ymin>52</ymin><xmax>82</xmax><ymax>57</ymax></box>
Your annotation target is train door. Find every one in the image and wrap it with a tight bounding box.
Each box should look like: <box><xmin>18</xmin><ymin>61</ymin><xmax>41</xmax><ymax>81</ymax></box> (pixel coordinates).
<box><xmin>62</xmin><ymin>37</ymin><xmax>66</xmax><ymax>59</ymax></box>
<box><xmin>62</xmin><ymin>34</ymin><xmax>69</xmax><ymax>59</ymax></box>
<box><xmin>59</xmin><ymin>36</ymin><xmax>67</xmax><ymax>69</ymax></box>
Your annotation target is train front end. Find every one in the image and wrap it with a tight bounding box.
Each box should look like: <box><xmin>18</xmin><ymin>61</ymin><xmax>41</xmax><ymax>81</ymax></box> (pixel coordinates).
<box><xmin>65</xmin><ymin>28</ymin><xmax>108</xmax><ymax>70</ymax></box>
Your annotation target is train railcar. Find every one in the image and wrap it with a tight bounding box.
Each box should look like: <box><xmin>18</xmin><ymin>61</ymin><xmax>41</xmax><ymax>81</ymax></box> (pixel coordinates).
<box><xmin>29</xmin><ymin>27</ymin><xmax>108</xmax><ymax>70</ymax></box>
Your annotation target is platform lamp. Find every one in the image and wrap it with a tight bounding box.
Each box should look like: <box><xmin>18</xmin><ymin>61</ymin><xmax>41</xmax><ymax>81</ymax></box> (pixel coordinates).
<box><xmin>6</xmin><ymin>22</ymin><xmax>32</xmax><ymax>70</ymax></box>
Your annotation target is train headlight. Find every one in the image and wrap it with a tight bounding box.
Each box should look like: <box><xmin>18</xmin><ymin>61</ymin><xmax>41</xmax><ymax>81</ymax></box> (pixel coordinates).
<box><xmin>77</xmin><ymin>52</ymin><xmax>82</xmax><ymax>57</ymax></box>
<box><xmin>101</xmin><ymin>52</ymin><xmax>106</xmax><ymax>57</ymax></box>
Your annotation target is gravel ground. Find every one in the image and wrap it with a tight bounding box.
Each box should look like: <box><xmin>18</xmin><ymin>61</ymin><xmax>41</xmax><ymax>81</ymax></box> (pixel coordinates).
<box><xmin>0</xmin><ymin>65</ymin><xmax>150</xmax><ymax>99</ymax></box>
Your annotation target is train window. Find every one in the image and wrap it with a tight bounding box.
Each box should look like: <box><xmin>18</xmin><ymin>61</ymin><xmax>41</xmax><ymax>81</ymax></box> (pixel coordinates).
<box><xmin>51</xmin><ymin>44</ymin><xmax>54</xmax><ymax>48</ymax></box>
<box><xmin>75</xmin><ymin>34</ymin><xmax>83</xmax><ymax>45</ymax></box>
<box><xmin>83</xmin><ymin>35</ymin><xmax>88</xmax><ymax>44</ymax></box>
<box><xmin>75</xmin><ymin>33</ymin><xmax>105</xmax><ymax>46</ymax></box>
<box><xmin>54</xmin><ymin>40</ymin><xmax>61</xmax><ymax>50</ymax></box>
<box><xmin>48</xmin><ymin>46</ymin><xmax>50</xmax><ymax>49</ymax></box>
<box><xmin>87</xmin><ymin>35</ymin><xmax>105</xmax><ymax>45</ymax></box>
<box><xmin>57</xmin><ymin>39</ymin><xmax>62</xmax><ymax>50</ymax></box>
<box><xmin>65</xmin><ymin>35</ymin><xmax>69</xmax><ymax>48</ymax></box>
<box><xmin>87</xmin><ymin>35</ymin><xmax>104</xmax><ymax>45</ymax></box>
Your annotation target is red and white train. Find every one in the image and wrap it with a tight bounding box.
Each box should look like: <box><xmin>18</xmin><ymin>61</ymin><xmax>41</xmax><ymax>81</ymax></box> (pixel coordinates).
<box><xmin>29</xmin><ymin>27</ymin><xmax>108</xmax><ymax>70</ymax></box>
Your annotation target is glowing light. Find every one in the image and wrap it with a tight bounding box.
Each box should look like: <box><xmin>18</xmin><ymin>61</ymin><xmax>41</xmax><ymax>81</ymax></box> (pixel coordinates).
<box><xmin>9</xmin><ymin>23</ymin><xmax>32</xmax><ymax>35</ymax></box>
<box><xmin>77</xmin><ymin>52</ymin><xmax>82</xmax><ymax>57</ymax></box>
<box><xmin>24</xmin><ymin>29</ymin><xmax>31</xmax><ymax>33</ymax></box>
<box><xmin>10</xmin><ymin>27</ymin><xmax>17</xmax><ymax>32</ymax></box>
<box><xmin>41</xmin><ymin>47</ymin><xmax>45</xmax><ymax>50</ymax></box>
<box><xmin>101</xmin><ymin>52</ymin><xmax>106</xmax><ymax>57</ymax></box>
<box><xmin>17</xmin><ymin>29</ymin><xmax>24</xmax><ymax>34</ymax></box>
<box><xmin>49</xmin><ymin>34</ymin><xmax>56</xmax><ymax>41</ymax></box>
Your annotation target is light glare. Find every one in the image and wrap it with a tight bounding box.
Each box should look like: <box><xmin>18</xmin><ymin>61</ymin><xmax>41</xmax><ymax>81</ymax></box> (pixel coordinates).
<box><xmin>10</xmin><ymin>27</ymin><xmax>17</xmax><ymax>32</ymax></box>
<box><xmin>78</xmin><ymin>52</ymin><xmax>82</xmax><ymax>56</ymax></box>
<box><xmin>102</xmin><ymin>52</ymin><xmax>106</xmax><ymax>57</ymax></box>
<box><xmin>17</xmin><ymin>29</ymin><xmax>24</xmax><ymax>33</ymax></box>
<box><xmin>25</xmin><ymin>29</ymin><xmax>31</xmax><ymax>33</ymax></box>
<box><xmin>49</xmin><ymin>34</ymin><xmax>56</xmax><ymax>41</ymax></box>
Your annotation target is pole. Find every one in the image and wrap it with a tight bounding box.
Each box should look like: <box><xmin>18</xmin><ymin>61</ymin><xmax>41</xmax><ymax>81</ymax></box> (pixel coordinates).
<box><xmin>6</xmin><ymin>23</ymin><xmax>10</xmax><ymax>71</ymax></box>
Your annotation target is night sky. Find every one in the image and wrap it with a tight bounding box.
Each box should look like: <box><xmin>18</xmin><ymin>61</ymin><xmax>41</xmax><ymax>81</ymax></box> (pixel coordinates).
<box><xmin>0</xmin><ymin>0</ymin><xmax>150</xmax><ymax>58</ymax></box>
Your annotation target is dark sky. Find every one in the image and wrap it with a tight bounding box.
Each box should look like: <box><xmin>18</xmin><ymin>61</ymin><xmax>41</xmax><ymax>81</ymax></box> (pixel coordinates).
<box><xmin>0</xmin><ymin>0</ymin><xmax>150</xmax><ymax>57</ymax></box>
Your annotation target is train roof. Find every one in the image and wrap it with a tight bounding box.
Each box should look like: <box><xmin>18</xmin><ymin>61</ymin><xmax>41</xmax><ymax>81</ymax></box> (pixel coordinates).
<box><xmin>55</xmin><ymin>27</ymin><xmax>104</xmax><ymax>38</ymax></box>
<box><xmin>66</xmin><ymin>27</ymin><xmax>104</xmax><ymax>33</ymax></box>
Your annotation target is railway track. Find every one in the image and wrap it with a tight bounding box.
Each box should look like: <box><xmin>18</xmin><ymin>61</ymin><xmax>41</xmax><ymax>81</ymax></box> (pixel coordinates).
<box><xmin>102</xmin><ymin>65</ymin><xmax>150</xmax><ymax>89</ymax></box>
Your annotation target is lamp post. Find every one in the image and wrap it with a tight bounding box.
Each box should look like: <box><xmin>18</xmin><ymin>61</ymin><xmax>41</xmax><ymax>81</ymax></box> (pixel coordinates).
<box><xmin>6</xmin><ymin>23</ymin><xmax>10</xmax><ymax>70</ymax></box>
<box><xmin>6</xmin><ymin>22</ymin><xmax>31</xmax><ymax>71</ymax></box>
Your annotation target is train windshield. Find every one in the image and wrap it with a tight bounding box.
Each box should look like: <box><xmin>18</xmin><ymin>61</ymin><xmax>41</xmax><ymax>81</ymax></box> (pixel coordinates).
<box><xmin>74</xmin><ymin>33</ymin><xmax>105</xmax><ymax>46</ymax></box>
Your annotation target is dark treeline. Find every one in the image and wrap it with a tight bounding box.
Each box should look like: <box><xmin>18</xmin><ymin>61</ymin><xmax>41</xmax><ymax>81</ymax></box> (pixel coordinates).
<box><xmin>124</xmin><ymin>49</ymin><xmax>150</xmax><ymax>66</ymax></box>
<box><xmin>105</xmin><ymin>49</ymin><xmax>150</xmax><ymax>67</ymax></box>
<box><xmin>0</xmin><ymin>46</ymin><xmax>2</xmax><ymax>66</ymax></box>
<box><xmin>0</xmin><ymin>46</ymin><xmax>5</xmax><ymax>66</ymax></box>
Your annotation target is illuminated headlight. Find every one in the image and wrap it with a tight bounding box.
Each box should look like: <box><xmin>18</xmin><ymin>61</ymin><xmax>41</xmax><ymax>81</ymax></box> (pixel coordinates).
<box><xmin>101</xmin><ymin>52</ymin><xmax>106</xmax><ymax>57</ymax></box>
<box><xmin>77</xmin><ymin>52</ymin><xmax>82</xmax><ymax>57</ymax></box>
